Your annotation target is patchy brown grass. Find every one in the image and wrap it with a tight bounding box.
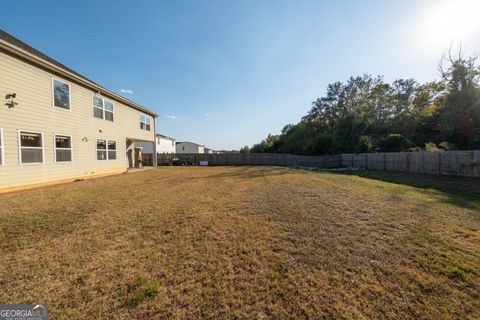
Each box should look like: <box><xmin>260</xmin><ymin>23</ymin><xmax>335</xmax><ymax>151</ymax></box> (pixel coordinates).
<box><xmin>0</xmin><ymin>167</ymin><xmax>479</xmax><ymax>319</ymax></box>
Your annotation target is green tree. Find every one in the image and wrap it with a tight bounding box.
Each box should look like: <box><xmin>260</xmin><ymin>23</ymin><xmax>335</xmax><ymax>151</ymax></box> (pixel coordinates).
<box><xmin>438</xmin><ymin>49</ymin><xmax>480</xmax><ymax>149</ymax></box>
<box><xmin>250</xmin><ymin>134</ymin><xmax>280</xmax><ymax>153</ymax></box>
<box><xmin>239</xmin><ymin>145</ymin><xmax>250</xmax><ymax>153</ymax></box>
<box><xmin>378</xmin><ymin>134</ymin><xmax>414</xmax><ymax>152</ymax></box>
<box><xmin>247</xmin><ymin>50</ymin><xmax>480</xmax><ymax>155</ymax></box>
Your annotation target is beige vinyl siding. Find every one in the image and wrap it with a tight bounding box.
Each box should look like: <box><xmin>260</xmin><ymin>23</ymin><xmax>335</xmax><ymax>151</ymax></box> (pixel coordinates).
<box><xmin>0</xmin><ymin>51</ymin><xmax>155</xmax><ymax>189</ymax></box>
<box><xmin>0</xmin><ymin>128</ymin><xmax>4</xmax><ymax>165</ymax></box>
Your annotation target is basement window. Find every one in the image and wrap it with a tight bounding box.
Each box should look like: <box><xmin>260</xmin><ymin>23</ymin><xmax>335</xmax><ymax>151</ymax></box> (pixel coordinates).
<box><xmin>19</xmin><ymin>131</ymin><xmax>44</xmax><ymax>164</ymax></box>
<box><xmin>54</xmin><ymin>135</ymin><xmax>72</xmax><ymax>163</ymax></box>
<box><xmin>52</xmin><ymin>79</ymin><xmax>71</xmax><ymax>110</ymax></box>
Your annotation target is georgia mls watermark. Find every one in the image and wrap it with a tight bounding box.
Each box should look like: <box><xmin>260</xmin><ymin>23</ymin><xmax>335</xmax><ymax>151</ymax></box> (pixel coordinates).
<box><xmin>0</xmin><ymin>304</ymin><xmax>48</xmax><ymax>320</ymax></box>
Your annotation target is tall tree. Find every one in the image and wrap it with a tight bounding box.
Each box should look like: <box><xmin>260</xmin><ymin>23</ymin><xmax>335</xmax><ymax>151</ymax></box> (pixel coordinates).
<box><xmin>249</xmin><ymin>51</ymin><xmax>480</xmax><ymax>155</ymax></box>
<box><xmin>439</xmin><ymin>49</ymin><xmax>480</xmax><ymax>149</ymax></box>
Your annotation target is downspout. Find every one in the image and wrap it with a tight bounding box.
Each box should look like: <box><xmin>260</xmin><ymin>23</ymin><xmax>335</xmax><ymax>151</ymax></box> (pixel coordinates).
<box><xmin>153</xmin><ymin>116</ymin><xmax>158</xmax><ymax>168</ymax></box>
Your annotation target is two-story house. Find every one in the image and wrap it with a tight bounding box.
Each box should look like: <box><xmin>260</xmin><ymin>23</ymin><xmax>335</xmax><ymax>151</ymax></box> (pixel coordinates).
<box><xmin>176</xmin><ymin>141</ymin><xmax>205</xmax><ymax>154</ymax></box>
<box><xmin>0</xmin><ymin>30</ymin><xmax>157</xmax><ymax>191</ymax></box>
<box><xmin>135</xmin><ymin>133</ymin><xmax>176</xmax><ymax>154</ymax></box>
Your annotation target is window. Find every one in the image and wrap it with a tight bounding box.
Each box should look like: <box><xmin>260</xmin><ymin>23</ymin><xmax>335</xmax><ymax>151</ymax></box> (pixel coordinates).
<box><xmin>172</xmin><ymin>141</ymin><xmax>174</xmax><ymax>147</ymax></box>
<box><xmin>96</xmin><ymin>139</ymin><xmax>107</xmax><ymax>160</ymax></box>
<box><xmin>139</xmin><ymin>114</ymin><xmax>151</xmax><ymax>131</ymax></box>
<box><xmin>93</xmin><ymin>96</ymin><xmax>103</xmax><ymax>119</ymax></box>
<box><xmin>0</xmin><ymin>128</ymin><xmax>4</xmax><ymax>165</ymax></box>
<box><xmin>146</xmin><ymin>116</ymin><xmax>151</xmax><ymax>131</ymax></box>
<box><xmin>97</xmin><ymin>139</ymin><xmax>116</xmax><ymax>160</ymax></box>
<box><xmin>19</xmin><ymin>131</ymin><xmax>44</xmax><ymax>164</ymax></box>
<box><xmin>108</xmin><ymin>140</ymin><xmax>117</xmax><ymax>160</ymax></box>
<box><xmin>93</xmin><ymin>96</ymin><xmax>114</xmax><ymax>121</ymax></box>
<box><xmin>104</xmin><ymin>100</ymin><xmax>114</xmax><ymax>121</ymax></box>
<box><xmin>52</xmin><ymin>79</ymin><xmax>71</xmax><ymax>110</ymax></box>
<box><xmin>54</xmin><ymin>135</ymin><xmax>72</xmax><ymax>163</ymax></box>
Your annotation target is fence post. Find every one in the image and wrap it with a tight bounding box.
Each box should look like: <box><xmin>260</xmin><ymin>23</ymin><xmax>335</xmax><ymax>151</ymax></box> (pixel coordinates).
<box><xmin>406</xmin><ymin>153</ymin><xmax>410</xmax><ymax>173</ymax></box>
<box><xmin>438</xmin><ymin>152</ymin><xmax>442</xmax><ymax>176</ymax></box>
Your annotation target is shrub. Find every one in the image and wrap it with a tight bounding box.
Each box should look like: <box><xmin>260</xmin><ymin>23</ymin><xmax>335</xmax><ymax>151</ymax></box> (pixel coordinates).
<box><xmin>378</xmin><ymin>134</ymin><xmax>414</xmax><ymax>152</ymax></box>
<box><xmin>355</xmin><ymin>135</ymin><xmax>378</xmax><ymax>153</ymax></box>
<box><xmin>424</xmin><ymin>142</ymin><xmax>442</xmax><ymax>152</ymax></box>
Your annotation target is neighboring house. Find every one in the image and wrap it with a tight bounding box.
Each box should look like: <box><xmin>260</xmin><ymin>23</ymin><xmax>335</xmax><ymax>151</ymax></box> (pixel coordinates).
<box><xmin>217</xmin><ymin>150</ymin><xmax>240</xmax><ymax>153</ymax></box>
<box><xmin>176</xmin><ymin>141</ymin><xmax>205</xmax><ymax>154</ymax></box>
<box><xmin>135</xmin><ymin>134</ymin><xmax>176</xmax><ymax>154</ymax></box>
<box><xmin>0</xmin><ymin>30</ymin><xmax>157</xmax><ymax>191</ymax></box>
<box><xmin>204</xmin><ymin>147</ymin><xmax>216</xmax><ymax>154</ymax></box>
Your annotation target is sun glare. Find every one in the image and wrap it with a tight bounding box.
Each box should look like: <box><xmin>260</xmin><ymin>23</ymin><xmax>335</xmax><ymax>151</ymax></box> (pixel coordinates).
<box><xmin>412</xmin><ymin>0</ymin><xmax>480</xmax><ymax>53</ymax></box>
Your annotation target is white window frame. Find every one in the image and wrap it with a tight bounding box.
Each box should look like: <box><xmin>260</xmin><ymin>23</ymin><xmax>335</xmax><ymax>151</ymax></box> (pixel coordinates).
<box><xmin>146</xmin><ymin>116</ymin><xmax>151</xmax><ymax>131</ymax></box>
<box><xmin>96</xmin><ymin>139</ymin><xmax>107</xmax><ymax>161</ymax></box>
<box><xmin>54</xmin><ymin>134</ymin><xmax>73</xmax><ymax>163</ymax></box>
<box><xmin>107</xmin><ymin>140</ymin><xmax>117</xmax><ymax>160</ymax></box>
<box><xmin>52</xmin><ymin>78</ymin><xmax>72</xmax><ymax>111</ymax></box>
<box><xmin>92</xmin><ymin>95</ymin><xmax>114</xmax><ymax>122</ymax></box>
<box><xmin>18</xmin><ymin>130</ymin><xmax>45</xmax><ymax>165</ymax></box>
<box><xmin>0</xmin><ymin>128</ymin><xmax>4</xmax><ymax>166</ymax></box>
<box><xmin>93</xmin><ymin>95</ymin><xmax>104</xmax><ymax>119</ymax></box>
<box><xmin>140</xmin><ymin>114</ymin><xmax>151</xmax><ymax>131</ymax></box>
<box><xmin>104</xmin><ymin>99</ymin><xmax>114</xmax><ymax>122</ymax></box>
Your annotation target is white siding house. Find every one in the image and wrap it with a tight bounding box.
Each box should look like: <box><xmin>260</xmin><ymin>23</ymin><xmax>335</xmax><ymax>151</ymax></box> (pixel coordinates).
<box><xmin>176</xmin><ymin>141</ymin><xmax>205</xmax><ymax>154</ymax></box>
<box><xmin>135</xmin><ymin>134</ymin><xmax>176</xmax><ymax>153</ymax></box>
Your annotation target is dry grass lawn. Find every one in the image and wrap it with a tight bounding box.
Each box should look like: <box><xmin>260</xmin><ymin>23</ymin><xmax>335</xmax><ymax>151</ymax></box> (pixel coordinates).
<box><xmin>0</xmin><ymin>167</ymin><xmax>479</xmax><ymax>319</ymax></box>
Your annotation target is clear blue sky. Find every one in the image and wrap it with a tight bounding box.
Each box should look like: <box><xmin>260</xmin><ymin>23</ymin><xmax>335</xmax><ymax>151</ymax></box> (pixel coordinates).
<box><xmin>2</xmin><ymin>0</ymin><xmax>480</xmax><ymax>150</ymax></box>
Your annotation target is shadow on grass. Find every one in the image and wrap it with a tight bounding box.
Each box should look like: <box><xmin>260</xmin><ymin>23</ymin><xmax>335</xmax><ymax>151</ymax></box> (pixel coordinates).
<box><xmin>339</xmin><ymin>170</ymin><xmax>480</xmax><ymax>211</ymax></box>
<box><xmin>199</xmin><ymin>166</ymin><xmax>292</xmax><ymax>179</ymax></box>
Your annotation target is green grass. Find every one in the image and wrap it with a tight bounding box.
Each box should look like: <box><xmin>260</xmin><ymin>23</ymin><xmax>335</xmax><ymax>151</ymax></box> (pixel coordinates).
<box><xmin>342</xmin><ymin>170</ymin><xmax>480</xmax><ymax>210</ymax></box>
<box><xmin>0</xmin><ymin>167</ymin><xmax>479</xmax><ymax>319</ymax></box>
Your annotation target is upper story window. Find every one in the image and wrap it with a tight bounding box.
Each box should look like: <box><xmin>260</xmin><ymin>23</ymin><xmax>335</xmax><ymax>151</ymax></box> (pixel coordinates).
<box><xmin>93</xmin><ymin>96</ymin><xmax>114</xmax><ymax>122</ymax></box>
<box><xmin>54</xmin><ymin>135</ymin><xmax>72</xmax><ymax>163</ymax></box>
<box><xmin>104</xmin><ymin>100</ymin><xmax>114</xmax><ymax>121</ymax></box>
<box><xmin>52</xmin><ymin>79</ymin><xmax>71</xmax><ymax>110</ymax></box>
<box><xmin>19</xmin><ymin>131</ymin><xmax>44</xmax><ymax>164</ymax></box>
<box><xmin>0</xmin><ymin>128</ymin><xmax>4</xmax><ymax>165</ymax></box>
<box><xmin>140</xmin><ymin>114</ymin><xmax>151</xmax><ymax>131</ymax></box>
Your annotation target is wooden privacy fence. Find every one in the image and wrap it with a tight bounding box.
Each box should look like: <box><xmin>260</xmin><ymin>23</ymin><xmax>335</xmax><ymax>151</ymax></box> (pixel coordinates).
<box><xmin>341</xmin><ymin>150</ymin><xmax>480</xmax><ymax>177</ymax></box>
<box><xmin>150</xmin><ymin>153</ymin><xmax>342</xmax><ymax>168</ymax></box>
<box><xmin>142</xmin><ymin>150</ymin><xmax>480</xmax><ymax>178</ymax></box>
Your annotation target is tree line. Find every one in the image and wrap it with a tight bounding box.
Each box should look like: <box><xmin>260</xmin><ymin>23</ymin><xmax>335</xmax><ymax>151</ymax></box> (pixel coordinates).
<box><xmin>242</xmin><ymin>51</ymin><xmax>480</xmax><ymax>155</ymax></box>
